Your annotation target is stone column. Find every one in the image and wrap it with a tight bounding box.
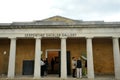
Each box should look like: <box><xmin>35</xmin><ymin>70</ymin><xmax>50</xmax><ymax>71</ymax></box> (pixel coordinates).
<box><xmin>86</xmin><ymin>37</ymin><xmax>94</xmax><ymax>79</ymax></box>
<box><xmin>61</xmin><ymin>37</ymin><xmax>67</xmax><ymax>79</ymax></box>
<box><xmin>112</xmin><ymin>37</ymin><xmax>120</xmax><ymax>79</ymax></box>
<box><xmin>8</xmin><ymin>38</ymin><xmax>16</xmax><ymax>78</ymax></box>
<box><xmin>34</xmin><ymin>38</ymin><xmax>41</xmax><ymax>78</ymax></box>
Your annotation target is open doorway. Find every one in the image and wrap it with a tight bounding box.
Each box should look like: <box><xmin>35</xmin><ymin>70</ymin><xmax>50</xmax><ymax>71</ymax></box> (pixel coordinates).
<box><xmin>47</xmin><ymin>50</ymin><xmax>60</xmax><ymax>74</ymax></box>
<box><xmin>46</xmin><ymin>49</ymin><xmax>71</xmax><ymax>76</ymax></box>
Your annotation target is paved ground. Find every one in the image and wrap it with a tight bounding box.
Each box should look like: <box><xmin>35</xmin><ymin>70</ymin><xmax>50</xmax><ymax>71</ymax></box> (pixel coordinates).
<box><xmin>0</xmin><ymin>75</ymin><xmax>117</xmax><ymax>80</ymax></box>
<box><xmin>0</xmin><ymin>77</ymin><xmax>116</xmax><ymax>80</ymax></box>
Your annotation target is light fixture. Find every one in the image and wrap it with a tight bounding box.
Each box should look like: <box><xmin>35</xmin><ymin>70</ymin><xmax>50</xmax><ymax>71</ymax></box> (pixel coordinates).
<box><xmin>3</xmin><ymin>51</ymin><xmax>7</xmax><ymax>55</ymax></box>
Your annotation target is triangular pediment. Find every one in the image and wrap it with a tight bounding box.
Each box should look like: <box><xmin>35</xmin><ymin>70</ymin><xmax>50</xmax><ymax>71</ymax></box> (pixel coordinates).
<box><xmin>12</xmin><ymin>16</ymin><xmax>83</xmax><ymax>26</ymax></box>
<box><xmin>42</xmin><ymin>16</ymin><xmax>76</xmax><ymax>23</ymax></box>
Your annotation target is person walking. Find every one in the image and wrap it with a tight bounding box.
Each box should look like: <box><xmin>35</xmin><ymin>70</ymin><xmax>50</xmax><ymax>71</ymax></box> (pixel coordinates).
<box><xmin>76</xmin><ymin>57</ymin><xmax>82</xmax><ymax>78</ymax></box>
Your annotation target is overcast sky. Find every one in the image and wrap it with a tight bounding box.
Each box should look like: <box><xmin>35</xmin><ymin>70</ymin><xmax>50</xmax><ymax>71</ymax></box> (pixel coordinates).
<box><xmin>0</xmin><ymin>0</ymin><xmax>120</xmax><ymax>23</ymax></box>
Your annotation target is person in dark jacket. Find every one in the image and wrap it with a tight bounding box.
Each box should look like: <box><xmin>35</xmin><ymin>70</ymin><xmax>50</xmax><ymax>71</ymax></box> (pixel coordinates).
<box><xmin>76</xmin><ymin>57</ymin><xmax>82</xmax><ymax>78</ymax></box>
<box><xmin>51</xmin><ymin>57</ymin><xmax>55</xmax><ymax>71</ymax></box>
<box><xmin>44</xmin><ymin>58</ymin><xmax>48</xmax><ymax>76</ymax></box>
<box><xmin>41</xmin><ymin>59</ymin><xmax>45</xmax><ymax>76</ymax></box>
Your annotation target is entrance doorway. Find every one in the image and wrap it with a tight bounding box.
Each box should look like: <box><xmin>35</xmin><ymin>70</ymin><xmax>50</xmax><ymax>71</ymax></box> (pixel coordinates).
<box><xmin>46</xmin><ymin>49</ymin><xmax>71</xmax><ymax>76</ymax></box>
<box><xmin>47</xmin><ymin>51</ymin><xmax>59</xmax><ymax>74</ymax></box>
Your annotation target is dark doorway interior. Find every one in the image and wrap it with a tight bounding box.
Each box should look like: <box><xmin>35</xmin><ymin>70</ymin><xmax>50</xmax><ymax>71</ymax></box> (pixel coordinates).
<box><xmin>22</xmin><ymin>60</ymin><xmax>34</xmax><ymax>75</ymax></box>
<box><xmin>59</xmin><ymin>51</ymin><xmax>71</xmax><ymax>77</ymax></box>
<box><xmin>67</xmin><ymin>51</ymin><xmax>71</xmax><ymax>75</ymax></box>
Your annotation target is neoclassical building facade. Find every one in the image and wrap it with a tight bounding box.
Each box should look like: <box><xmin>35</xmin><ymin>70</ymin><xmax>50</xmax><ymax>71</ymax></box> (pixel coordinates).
<box><xmin>0</xmin><ymin>16</ymin><xmax>120</xmax><ymax>79</ymax></box>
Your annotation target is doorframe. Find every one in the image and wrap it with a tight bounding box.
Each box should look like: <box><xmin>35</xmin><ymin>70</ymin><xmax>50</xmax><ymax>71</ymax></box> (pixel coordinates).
<box><xmin>45</xmin><ymin>49</ymin><xmax>61</xmax><ymax>58</ymax></box>
<box><xmin>45</xmin><ymin>49</ymin><xmax>71</xmax><ymax>76</ymax></box>
<box><xmin>45</xmin><ymin>49</ymin><xmax>61</xmax><ymax>75</ymax></box>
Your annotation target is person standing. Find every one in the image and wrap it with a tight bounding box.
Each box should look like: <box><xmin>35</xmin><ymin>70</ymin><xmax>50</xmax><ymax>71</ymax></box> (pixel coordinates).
<box><xmin>72</xmin><ymin>57</ymin><xmax>76</xmax><ymax>78</ymax></box>
<box><xmin>76</xmin><ymin>57</ymin><xmax>82</xmax><ymax>78</ymax></box>
<box><xmin>43</xmin><ymin>58</ymin><xmax>48</xmax><ymax>76</ymax></box>
<box><xmin>41</xmin><ymin>59</ymin><xmax>45</xmax><ymax>76</ymax></box>
<box><xmin>51</xmin><ymin>57</ymin><xmax>55</xmax><ymax>71</ymax></box>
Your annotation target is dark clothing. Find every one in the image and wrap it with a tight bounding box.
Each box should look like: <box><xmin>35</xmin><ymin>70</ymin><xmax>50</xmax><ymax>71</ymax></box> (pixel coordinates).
<box><xmin>41</xmin><ymin>65</ymin><xmax>44</xmax><ymax>76</ymax></box>
<box><xmin>76</xmin><ymin>60</ymin><xmax>82</xmax><ymax>68</ymax></box>
<box><xmin>51</xmin><ymin>58</ymin><xmax>55</xmax><ymax>71</ymax></box>
<box><xmin>44</xmin><ymin>59</ymin><xmax>48</xmax><ymax>76</ymax></box>
<box><xmin>44</xmin><ymin>60</ymin><xmax>48</xmax><ymax>71</ymax></box>
<box><xmin>72</xmin><ymin>69</ymin><xmax>76</xmax><ymax>77</ymax></box>
<box><xmin>41</xmin><ymin>59</ymin><xmax>45</xmax><ymax>76</ymax></box>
